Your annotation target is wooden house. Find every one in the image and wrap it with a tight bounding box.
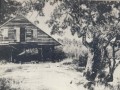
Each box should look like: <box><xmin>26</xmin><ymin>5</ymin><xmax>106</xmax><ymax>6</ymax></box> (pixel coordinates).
<box><xmin>0</xmin><ymin>14</ymin><xmax>61</xmax><ymax>62</ymax></box>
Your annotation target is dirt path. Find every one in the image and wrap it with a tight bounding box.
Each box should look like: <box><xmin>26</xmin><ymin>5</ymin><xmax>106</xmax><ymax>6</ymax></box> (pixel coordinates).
<box><xmin>0</xmin><ymin>63</ymin><xmax>83</xmax><ymax>90</ymax></box>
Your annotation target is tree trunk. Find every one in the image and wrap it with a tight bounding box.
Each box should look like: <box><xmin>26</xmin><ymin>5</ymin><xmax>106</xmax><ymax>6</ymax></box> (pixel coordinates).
<box><xmin>82</xmin><ymin>33</ymin><xmax>119</xmax><ymax>82</ymax></box>
<box><xmin>105</xmin><ymin>44</ymin><xmax>116</xmax><ymax>82</ymax></box>
<box><xmin>85</xmin><ymin>49</ymin><xmax>94</xmax><ymax>81</ymax></box>
<box><xmin>82</xmin><ymin>34</ymin><xmax>102</xmax><ymax>81</ymax></box>
<box><xmin>85</xmin><ymin>47</ymin><xmax>102</xmax><ymax>81</ymax></box>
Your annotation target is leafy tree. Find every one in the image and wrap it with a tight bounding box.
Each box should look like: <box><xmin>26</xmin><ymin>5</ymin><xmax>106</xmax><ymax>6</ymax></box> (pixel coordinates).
<box><xmin>0</xmin><ymin>0</ymin><xmax>48</xmax><ymax>25</ymax></box>
<box><xmin>1</xmin><ymin>0</ymin><xmax>120</xmax><ymax>82</ymax></box>
<box><xmin>0</xmin><ymin>0</ymin><xmax>22</xmax><ymax>25</ymax></box>
<box><xmin>47</xmin><ymin>1</ymin><xmax>120</xmax><ymax>82</ymax></box>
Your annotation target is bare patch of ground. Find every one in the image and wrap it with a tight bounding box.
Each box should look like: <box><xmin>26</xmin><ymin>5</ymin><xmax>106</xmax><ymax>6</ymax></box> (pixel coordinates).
<box><xmin>0</xmin><ymin>58</ymin><xmax>120</xmax><ymax>90</ymax></box>
<box><xmin>0</xmin><ymin>59</ymin><xmax>83</xmax><ymax>90</ymax></box>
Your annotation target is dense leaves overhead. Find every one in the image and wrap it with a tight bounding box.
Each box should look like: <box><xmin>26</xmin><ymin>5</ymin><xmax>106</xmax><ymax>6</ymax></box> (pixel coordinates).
<box><xmin>0</xmin><ymin>0</ymin><xmax>21</xmax><ymax>24</ymax></box>
<box><xmin>0</xmin><ymin>0</ymin><xmax>49</xmax><ymax>25</ymax></box>
<box><xmin>1</xmin><ymin>0</ymin><xmax>120</xmax><ymax>41</ymax></box>
<box><xmin>47</xmin><ymin>1</ymin><xmax>120</xmax><ymax>42</ymax></box>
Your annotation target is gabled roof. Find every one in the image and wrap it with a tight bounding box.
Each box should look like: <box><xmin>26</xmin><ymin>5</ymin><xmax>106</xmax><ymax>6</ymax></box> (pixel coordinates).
<box><xmin>0</xmin><ymin>15</ymin><xmax>33</xmax><ymax>28</ymax></box>
<box><xmin>0</xmin><ymin>14</ymin><xmax>61</xmax><ymax>46</ymax></box>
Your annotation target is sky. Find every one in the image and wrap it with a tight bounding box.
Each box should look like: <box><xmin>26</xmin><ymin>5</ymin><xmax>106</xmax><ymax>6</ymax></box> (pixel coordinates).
<box><xmin>4</xmin><ymin>0</ymin><xmax>119</xmax><ymax>42</ymax></box>
<box><xmin>13</xmin><ymin>0</ymin><xmax>80</xmax><ymax>40</ymax></box>
<box><xmin>11</xmin><ymin>0</ymin><xmax>79</xmax><ymax>40</ymax></box>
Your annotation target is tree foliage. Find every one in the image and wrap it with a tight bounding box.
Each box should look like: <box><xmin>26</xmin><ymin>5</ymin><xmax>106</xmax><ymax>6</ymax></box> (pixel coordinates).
<box><xmin>0</xmin><ymin>0</ymin><xmax>120</xmax><ymax>82</ymax></box>
<box><xmin>47</xmin><ymin>0</ymin><xmax>120</xmax><ymax>82</ymax></box>
<box><xmin>47</xmin><ymin>1</ymin><xmax>120</xmax><ymax>40</ymax></box>
<box><xmin>0</xmin><ymin>0</ymin><xmax>22</xmax><ymax>24</ymax></box>
<box><xmin>0</xmin><ymin>0</ymin><xmax>49</xmax><ymax>25</ymax></box>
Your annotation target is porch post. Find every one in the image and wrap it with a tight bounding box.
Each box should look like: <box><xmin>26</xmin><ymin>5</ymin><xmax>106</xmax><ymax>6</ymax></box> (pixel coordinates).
<box><xmin>41</xmin><ymin>46</ymin><xmax>43</xmax><ymax>61</ymax></box>
<box><xmin>51</xmin><ymin>46</ymin><xmax>55</xmax><ymax>61</ymax></box>
<box><xmin>10</xmin><ymin>47</ymin><xmax>13</xmax><ymax>62</ymax></box>
<box><xmin>38</xmin><ymin>46</ymin><xmax>43</xmax><ymax>61</ymax></box>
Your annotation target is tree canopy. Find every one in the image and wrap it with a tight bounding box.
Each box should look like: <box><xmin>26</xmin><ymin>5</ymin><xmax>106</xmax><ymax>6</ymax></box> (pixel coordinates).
<box><xmin>0</xmin><ymin>0</ymin><xmax>49</xmax><ymax>25</ymax></box>
<box><xmin>0</xmin><ymin>0</ymin><xmax>120</xmax><ymax>82</ymax></box>
<box><xmin>0</xmin><ymin>0</ymin><xmax>22</xmax><ymax>24</ymax></box>
<box><xmin>46</xmin><ymin>1</ymin><xmax>120</xmax><ymax>81</ymax></box>
<box><xmin>47</xmin><ymin>1</ymin><xmax>120</xmax><ymax>44</ymax></box>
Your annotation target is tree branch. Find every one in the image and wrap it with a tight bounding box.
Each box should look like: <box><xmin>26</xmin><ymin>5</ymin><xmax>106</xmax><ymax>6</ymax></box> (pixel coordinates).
<box><xmin>114</xmin><ymin>61</ymin><xmax>120</xmax><ymax>70</ymax></box>
<box><xmin>82</xmin><ymin>33</ymin><xmax>91</xmax><ymax>48</ymax></box>
<box><xmin>104</xmin><ymin>19</ymin><xmax>120</xmax><ymax>48</ymax></box>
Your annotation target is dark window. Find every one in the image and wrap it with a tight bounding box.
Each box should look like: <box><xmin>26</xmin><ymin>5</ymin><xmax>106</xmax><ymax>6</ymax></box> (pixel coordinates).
<box><xmin>20</xmin><ymin>27</ymin><xmax>26</xmax><ymax>42</ymax></box>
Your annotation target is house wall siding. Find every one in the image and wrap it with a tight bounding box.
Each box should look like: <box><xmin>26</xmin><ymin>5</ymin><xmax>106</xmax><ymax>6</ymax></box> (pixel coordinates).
<box><xmin>0</xmin><ymin>15</ymin><xmax>60</xmax><ymax>46</ymax></box>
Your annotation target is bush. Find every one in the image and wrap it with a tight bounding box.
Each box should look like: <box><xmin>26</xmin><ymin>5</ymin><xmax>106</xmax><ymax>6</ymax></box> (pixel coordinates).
<box><xmin>72</xmin><ymin>52</ymin><xmax>88</xmax><ymax>67</ymax></box>
<box><xmin>53</xmin><ymin>46</ymin><xmax>67</xmax><ymax>62</ymax></box>
<box><xmin>58</xmin><ymin>38</ymin><xmax>88</xmax><ymax>59</ymax></box>
<box><xmin>0</xmin><ymin>60</ymin><xmax>7</xmax><ymax>64</ymax></box>
<box><xmin>78</xmin><ymin>53</ymin><xmax>88</xmax><ymax>67</ymax></box>
<box><xmin>0</xmin><ymin>78</ymin><xmax>18</xmax><ymax>90</ymax></box>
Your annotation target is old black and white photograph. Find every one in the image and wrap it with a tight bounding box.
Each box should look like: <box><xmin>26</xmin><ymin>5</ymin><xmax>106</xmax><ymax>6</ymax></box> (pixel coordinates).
<box><xmin>0</xmin><ymin>0</ymin><xmax>120</xmax><ymax>90</ymax></box>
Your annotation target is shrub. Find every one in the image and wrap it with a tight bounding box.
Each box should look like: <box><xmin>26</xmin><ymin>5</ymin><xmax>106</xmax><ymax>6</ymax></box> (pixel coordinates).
<box><xmin>53</xmin><ymin>46</ymin><xmax>67</xmax><ymax>62</ymax></box>
<box><xmin>0</xmin><ymin>60</ymin><xmax>7</xmax><ymax>64</ymax></box>
<box><xmin>78</xmin><ymin>53</ymin><xmax>88</xmax><ymax>67</ymax></box>
<box><xmin>5</xmin><ymin>68</ymin><xmax>13</xmax><ymax>73</ymax></box>
<box><xmin>0</xmin><ymin>78</ymin><xmax>18</xmax><ymax>90</ymax></box>
<box><xmin>72</xmin><ymin>53</ymin><xmax>88</xmax><ymax>67</ymax></box>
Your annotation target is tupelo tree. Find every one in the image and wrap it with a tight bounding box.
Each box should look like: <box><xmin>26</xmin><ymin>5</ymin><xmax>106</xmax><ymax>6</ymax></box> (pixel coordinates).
<box><xmin>47</xmin><ymin>1</ymin><xmax>120</xmax><ymax>82</ymax></box>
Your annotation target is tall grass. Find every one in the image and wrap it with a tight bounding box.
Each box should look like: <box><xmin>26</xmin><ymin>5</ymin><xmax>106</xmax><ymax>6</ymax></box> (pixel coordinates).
<box><xmin>58</xmin><ymin>38</ymin><xmax>88</xmax><ymax>58</ymax></box>
<box><xmin>58</xmin><ymin>38</ymin><xmax>88</xmax><ymax>67</ymax></box>
<box><xmin>0</xmin><ymin>78</ymin><xmax>19</xmax><ymax>90</ymax></box>
<box><xmin>83</xmin><ymin>81</ymin><xmax>120</xmax><ymax>90</ymax></box>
